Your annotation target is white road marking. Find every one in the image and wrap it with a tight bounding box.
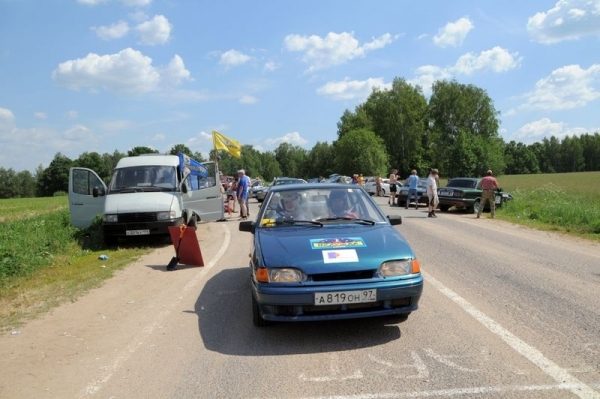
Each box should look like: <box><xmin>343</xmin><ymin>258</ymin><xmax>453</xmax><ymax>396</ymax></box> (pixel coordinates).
<box><xmin>294</xmin><ymin>383</ymin><xmax>600</xmax><ymax>399</ymax></box>
<box><xmin>423</xmin><ymin>271</ymin><xmax>600</xmax><ymax>399</ymax></box>
<box><xmin>369</xmin><ymin>352</ymin><xmax>429</xmax><ymax>379</ymax></box>
<box><xmin>299</xmin><ymin>353</ymin><xmax>363</xmax><ymax>382</ymax></box>
<box><xmin>422</xmin><ymin>348</ymin><xmax>478</xmax><ymax>373</ymax></box>
<box><xmin>79</xmin><ymin>223</ymin><xmax>231</xmax><ymax>398</ymax></box>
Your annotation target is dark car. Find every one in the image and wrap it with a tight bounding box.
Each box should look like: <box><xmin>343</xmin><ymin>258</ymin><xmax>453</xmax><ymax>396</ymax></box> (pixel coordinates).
<box><xmin>395</xmin><ymin>178</ymin><xmax>427</xmax><ymax>206</ymax></box>
<box><xmin>255</xmin><ymin>177</ymin><xmax>307</xmax><ymax>202</ymax></box>
<box><xmin>239</xmin><ymin>183</ymin><xmax>423</xmax><ymax>326</ymax></box>
<box><xmin>437</xmin><ymin>177</ymin><xmax>512</xmax><ymax>213</ymax></box>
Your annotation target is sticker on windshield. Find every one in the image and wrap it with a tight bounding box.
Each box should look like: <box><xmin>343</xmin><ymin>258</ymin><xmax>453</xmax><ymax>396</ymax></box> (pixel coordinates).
<box><xmin>310</xmin><ymin>237</ymin><xmax>366</xmax><ymax>250</ymax></box>
<box><xmin>322</xmin><ymin>249</ymin><xmax>359</xmax><ymax>264</ymax></box>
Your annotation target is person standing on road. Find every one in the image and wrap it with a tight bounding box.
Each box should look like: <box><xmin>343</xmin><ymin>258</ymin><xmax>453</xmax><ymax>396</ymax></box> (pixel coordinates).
<box><xmin>405</xmin><ymin>169</ymin><xmax>420</xmax><ymax>209</ymax></box>
<box><xmin>389</xmin><ymin>169</ymin><xmax>398</xmax><ymax>206</ymax></box>
<box><xmin>477</xmin><ymin>170</ymin><xmax>499</xmax><ymax>219</ymax></box>
<box><xmin>236</xmin><ymin>169</ymin><xmax>251</xmax><ymax>220</ymax></box>
<box><xmin>375</xmin><ymin>175</ymin><xmax>382</xmax><ymax>197</ymax></box>
<box><xmin>427</xmin><ymin>168</ymin><xmax>439</xmax><ymax>218</ymax></box>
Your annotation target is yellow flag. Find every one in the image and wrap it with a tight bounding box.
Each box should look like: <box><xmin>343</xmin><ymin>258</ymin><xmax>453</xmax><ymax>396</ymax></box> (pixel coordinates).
<box><xmin>212</xmin><ymin>130</ymin><xmax>242</xmax><ymax>158</ymax></box>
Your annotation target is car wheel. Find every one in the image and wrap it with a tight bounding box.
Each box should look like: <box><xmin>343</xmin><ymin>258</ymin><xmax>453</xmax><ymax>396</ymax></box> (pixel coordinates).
<box><xmin>471</xmin><ymin>199</ymin><xmax>481</xmax><ymax>214</ymax></box>
<box><xmin>439</xmin><ymin>204</ymin><xmax>450</xmax><ymax>212</ymax></box>
<box><xmin>252</xmin><ymin>294</ymin><xmax>269</xmax><ymax>327</ymax></box>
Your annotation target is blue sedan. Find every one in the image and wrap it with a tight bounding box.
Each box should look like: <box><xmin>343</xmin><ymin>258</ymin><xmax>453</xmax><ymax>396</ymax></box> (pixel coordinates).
<box><xmin>239</xmin><ymin>183</ymin><xmax>423</xmax><ymax>326</ymax></box>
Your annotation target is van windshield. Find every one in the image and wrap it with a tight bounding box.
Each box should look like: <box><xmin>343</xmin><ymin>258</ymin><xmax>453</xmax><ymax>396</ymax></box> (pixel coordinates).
<box><xmin>109</xmin><ymin>166</ymin><xmax>177</xmax><ymax>193</ymax></box>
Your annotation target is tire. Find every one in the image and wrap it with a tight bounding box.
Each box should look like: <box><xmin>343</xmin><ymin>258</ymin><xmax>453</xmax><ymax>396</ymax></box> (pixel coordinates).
<box><xmin>471</xmin><ymin>199</ymin><xmax>481</xmax><ymax>214</ymax></box>
<box><xmin>439</xmin><ymin>204</ymin><xmax>450</xmax><ymax>212</ymax></box>
<box><xmin>103</xmin><ymin>233</ymin><xmax>118</xmax><ymax>247</ymax></box>
<box><xmin>252</xmin><ymin>294</ymin><xmax>269</xmax><ymax>327</ymax></box>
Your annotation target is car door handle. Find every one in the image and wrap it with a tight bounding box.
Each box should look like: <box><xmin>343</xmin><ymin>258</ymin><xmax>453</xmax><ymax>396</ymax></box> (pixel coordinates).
<box><xmin>205</xmin><ymin>195</ymin><xmax>220</xmax><ymax>199</ymax></box>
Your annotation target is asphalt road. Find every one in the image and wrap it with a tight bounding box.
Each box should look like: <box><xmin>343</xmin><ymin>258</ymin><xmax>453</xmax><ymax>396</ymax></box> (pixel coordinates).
<box><xmin>1</xmin><ymin>198</ymin><xmax>599</xmax><ymax>399</ymax></box>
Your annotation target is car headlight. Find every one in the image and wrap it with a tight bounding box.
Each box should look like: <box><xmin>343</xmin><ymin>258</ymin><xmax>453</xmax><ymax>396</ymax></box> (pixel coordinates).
<box><xmin>378</xmin><ymin>259</ymin><xmax>420</xmax><ymax>277</ymax></box>
<box><xmin>103</xmin><ymin>214</ymin><xmax>118</xmax><ymax>223</ymax></box>
<box><xmin>156</xmin><ymin>211</ymin><xmax>176</xmax><ymax>220</ymax></box>
<box><xmin>255</xmin><ymin>267</ymin><xmax>306</xmax><ymax>283</ymax></box>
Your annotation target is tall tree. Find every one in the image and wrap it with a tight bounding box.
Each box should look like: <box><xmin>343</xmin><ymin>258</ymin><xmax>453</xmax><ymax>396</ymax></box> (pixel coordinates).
<box><xmin>428</xmin><ymin>80</ymin><xmax>503</xmax><ymax>177</ymax></box>
<box><xmin>333</xmin><ymin>128</ymin><xmax>389</xmax><ymax>177</ymax></box>
<box><xmin>306</xmin><ymin>141</ymin><xmax>335</xmax><ymax>178</ymax></box>
<box><xmin>127</xmin><ymin>146</ymin><xmax>158</xmax><ymax>156</ymax></box>
<box><xmin>37</xmin><ymin>153</ymin><xmax>73</xmax><ymax>196</ymax></box>
<box><xmin>274</xmin><ymin>143</ymin><xmax>307</xmax><ymax>178</ymax></box>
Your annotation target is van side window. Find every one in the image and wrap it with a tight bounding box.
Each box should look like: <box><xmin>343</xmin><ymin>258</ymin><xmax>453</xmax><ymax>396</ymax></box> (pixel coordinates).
<box><xmin>73</xmin><ymin>169</ymin><xmax>103</xmax><ymax>195</ymax></box>
<box><xmin>186</xmin><ymin>163</ymin><xmax>217</xmax><ymax>191</ymax></box>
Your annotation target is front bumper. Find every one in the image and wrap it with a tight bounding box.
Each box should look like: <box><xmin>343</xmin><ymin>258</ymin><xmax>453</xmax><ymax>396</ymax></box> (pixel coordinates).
<box><xmin>438</xmin><ymin>197</ymin><xmax>476</xmax><ymax>208</ymax></box>
<box><xmin>103</xmin><ymin>218</ymin><xmax>183</xmax><ymax>238</ymax></box>
<box><xmin>253</xmin><ymin>276</ymin><xmax>423</xmax><ymax>322</ymax></box>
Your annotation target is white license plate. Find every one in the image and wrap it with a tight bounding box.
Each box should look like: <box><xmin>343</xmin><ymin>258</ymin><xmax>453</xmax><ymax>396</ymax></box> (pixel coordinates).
<box><xmin>495</xmin><ymin>196</ymin><xmax>502</xmax><ymax>204</ymax></box>
<box><xmin>439</xmin><ymin>190</ymin><xmax>451</xmax><ymax>196</ymax></box>
<box><xmin>126</xmin><ymin>229</ymin><xmax>150</xmax><ymax>236</ymax></box>
<box><xmin>314</xmin><ymin>289</ymin><xmax>377</xmax><ymax>306</ymax></box>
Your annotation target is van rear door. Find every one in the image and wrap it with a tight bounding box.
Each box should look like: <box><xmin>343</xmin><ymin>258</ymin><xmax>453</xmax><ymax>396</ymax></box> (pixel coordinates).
<box><xmin>182</xmin><ymin>161</ymin><xmax>224</xmax><ymax>221</ymax></box>
<box><xmin>68</xmin><ymin>167</ymin><xmax>107</xmax><ymax>229</ymax></box>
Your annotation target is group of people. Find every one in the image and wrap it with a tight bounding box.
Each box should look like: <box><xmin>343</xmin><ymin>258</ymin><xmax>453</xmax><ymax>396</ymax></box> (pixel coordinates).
<box><xmin>225</xmin><ymin>169</ymin><xmax>251</xmax><ymax>220</ymax></box>
<box><xmin>387</xmin><ymin>168</ymin><xmax>499</xmax><ymax>218</ymax></box>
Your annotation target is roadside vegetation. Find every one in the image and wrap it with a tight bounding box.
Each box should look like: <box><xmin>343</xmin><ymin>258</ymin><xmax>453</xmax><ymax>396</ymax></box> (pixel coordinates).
<box><xmin>0</xmin><ymin>198</ymin><xmax>150</xmax><ymax>331</ymax></box>
<box><xmin>496</xmin><ymin>172</ymin><xmax>600</xmax><ymax>240</ymax></box>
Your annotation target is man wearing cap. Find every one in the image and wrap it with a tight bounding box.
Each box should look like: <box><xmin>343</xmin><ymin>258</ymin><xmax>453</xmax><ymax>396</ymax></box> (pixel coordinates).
<box><xmin>477</xmin><ymin>170</ymin><xmax>499</xmax><ymax>219</ymax></box>
<box><xmin>426</xmin><ymin>168</ymin><xmax>439</xmax><ymax>218</ymax></box>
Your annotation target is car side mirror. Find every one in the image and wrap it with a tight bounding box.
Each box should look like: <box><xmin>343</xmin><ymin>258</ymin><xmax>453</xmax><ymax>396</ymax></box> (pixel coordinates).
<box><xmin>239</xmin><ymin>220</ymin><xmax>255</xmax><ymax>233</ymax></box>
<box><xmin>92</xmin><ymin>186</ymin><xmax>105</xmax><ymax>197</ymax></box>
<box><xmin>387</xmin><ymin>215</ymin><xmax>402</xmax><ymax>225</ymax></box>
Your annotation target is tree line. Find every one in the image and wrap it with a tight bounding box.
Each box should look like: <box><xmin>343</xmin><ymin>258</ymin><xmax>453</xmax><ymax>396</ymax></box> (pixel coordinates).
<box><xmin>1</xmin><ymin>78</ymin><xmax>599</xmax><ymax>199</ymax></box>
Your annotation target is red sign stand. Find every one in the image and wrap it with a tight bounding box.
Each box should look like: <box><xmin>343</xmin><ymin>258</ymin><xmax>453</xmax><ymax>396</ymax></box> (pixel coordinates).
<box><xmin>168</xmin><ymin>225</ymin><xmax>204</xmax><ymax>267</ymax></box>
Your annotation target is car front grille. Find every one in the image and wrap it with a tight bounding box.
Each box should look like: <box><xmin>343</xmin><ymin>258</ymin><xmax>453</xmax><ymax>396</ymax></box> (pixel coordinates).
<box><xmin>311</xmin><ymin>270</ymin><xmax>375</xmax><ymax>282</ymax></box>
<box><xmin>118</xmin><ymin>212</ymin><xmax>157</xmax><ymax>223</ymax></box>
<box><xmin>269</xmin><ymin>298</ymin><xmax>411</xmax><ymax>317</ymax></box>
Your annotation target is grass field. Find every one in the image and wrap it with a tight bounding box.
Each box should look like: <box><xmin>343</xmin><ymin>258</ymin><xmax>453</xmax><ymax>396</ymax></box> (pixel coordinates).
<box><xmin>0</xmin><ymin>196</ymin><xmax>67</xmax><ymax>223</ymax></box>
<box><xmin>498</xmin><ymin>171</ymin><xmax>600</xmax><ymax>199</ymax></box>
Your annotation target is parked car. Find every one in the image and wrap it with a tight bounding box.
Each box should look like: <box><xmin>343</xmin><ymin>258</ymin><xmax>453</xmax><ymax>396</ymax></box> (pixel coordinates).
<box><xmin>395</xmin><ymin>178</ymin><xmax>427</xmax><ymax>207</ymax></box>
<box><xmin>364</xmin><ymin>177</ymin><xmax>390</xmax><ymax>196</ymax></box>
<box><xmin>239</xmin><ymin>183</ymin><xmax>423</xmax><ymax>326</ymax></box>
<box><xmin>249</xmin><ymin>179</ymin><xmax>264</xmax><ymax>198</ymax></box>
<box><xmin>437</xmin><ymin>177</ymin><xmax>512</xmax><ymax>213</ymax></box>
<box><xmin>255</xmin><ymin>177</ymin><xmax>307</xmax><ymax>202</ymax></box>
<box><xmin>322</xmin><ymin>174</ymin><xmax>352</xmax><ymax>184</ymax></box>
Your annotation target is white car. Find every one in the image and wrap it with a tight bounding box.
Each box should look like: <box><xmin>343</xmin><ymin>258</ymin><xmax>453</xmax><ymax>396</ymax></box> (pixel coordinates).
<box><xmin>364</xmin><ymin>177</ymin><xmax>391</xmax><ymax>196</ymax></box>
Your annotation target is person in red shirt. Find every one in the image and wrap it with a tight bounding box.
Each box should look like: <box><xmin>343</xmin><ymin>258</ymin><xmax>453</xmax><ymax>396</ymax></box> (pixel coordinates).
<box><xmin>477</xmin><ymin>170</ymin><xmax>499</xmax><ymax>219</ymax></box>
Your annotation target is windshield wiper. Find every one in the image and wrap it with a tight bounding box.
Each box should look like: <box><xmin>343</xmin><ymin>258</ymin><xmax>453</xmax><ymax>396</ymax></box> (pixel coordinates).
<box><xmin>278</xmin><ymin>219</ymin><xmax>323</xmax><ymax>227</ymax></box>
<box><xmin>315</xmin><ymin>217</ymin><xmax>376</xmax><ymax>225</ymax></box>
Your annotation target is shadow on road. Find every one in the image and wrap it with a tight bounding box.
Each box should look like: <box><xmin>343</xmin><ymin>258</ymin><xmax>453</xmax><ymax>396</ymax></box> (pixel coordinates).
<box><xmin>194</xmin><ymin>267</ymin><xmax>403</xmax><ymax>356</ymax></box>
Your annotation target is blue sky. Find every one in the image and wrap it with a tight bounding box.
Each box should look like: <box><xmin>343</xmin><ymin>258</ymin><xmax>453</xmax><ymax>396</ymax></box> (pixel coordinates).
<box><xmin>1</xmin><ymin>0</ymin><xmax>599</xmax><ymax>172</ymax></box>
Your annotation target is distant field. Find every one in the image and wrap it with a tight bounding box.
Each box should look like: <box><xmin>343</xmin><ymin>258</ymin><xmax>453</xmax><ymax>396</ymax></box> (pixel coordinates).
<box><xmin>0</xmin><ymin>196</ymin><xmax>68</xmax><ymax>223</ymax></box>
<box><xmin>499</xmin><ymin>171</ymin><xmax>600</xmax><ymax>199</ymax></box>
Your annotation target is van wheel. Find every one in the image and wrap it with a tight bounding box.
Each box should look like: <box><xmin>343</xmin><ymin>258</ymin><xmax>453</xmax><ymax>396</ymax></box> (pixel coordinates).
<box><xmin>104</xmin><ymin>234</ymin><xmax>118</xmax><ymax>247</ymax></box>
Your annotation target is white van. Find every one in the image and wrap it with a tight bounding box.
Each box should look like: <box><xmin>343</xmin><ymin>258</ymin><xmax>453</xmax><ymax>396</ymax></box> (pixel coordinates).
<box><xmin>68</xmin><ymin>154</ymin><xmax>223</xmax><ymax>244</ymax></box>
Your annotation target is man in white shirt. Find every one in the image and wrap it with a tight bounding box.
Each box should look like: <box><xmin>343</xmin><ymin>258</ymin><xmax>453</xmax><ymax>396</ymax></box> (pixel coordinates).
<box><xmin>426</xmin><ymin>168</ymin><xmax>439</xmax><ymax>218</ymax></box>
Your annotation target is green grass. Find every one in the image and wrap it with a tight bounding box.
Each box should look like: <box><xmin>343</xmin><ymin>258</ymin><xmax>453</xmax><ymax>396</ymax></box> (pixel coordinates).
<box><xmin>0</xmin><ymin>198</ymin><xmax>152</xmax><ymax>331</ymax></box>
<box><xmin>0</xmin><ymin>196</ymin><xmax>67</xmax><ymax>223</ymax></box>
<box><xmin>495</xmin><ymin>172</ymin><xmax>600</xmax><ymax>240</ymax></box>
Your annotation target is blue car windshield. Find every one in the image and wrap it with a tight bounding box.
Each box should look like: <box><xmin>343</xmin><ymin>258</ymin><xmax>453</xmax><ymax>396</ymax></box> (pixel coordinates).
<box><xmin>260</xmin><ymin>187</ymin><xmax>387</xmax><ymax>227</ymax></box>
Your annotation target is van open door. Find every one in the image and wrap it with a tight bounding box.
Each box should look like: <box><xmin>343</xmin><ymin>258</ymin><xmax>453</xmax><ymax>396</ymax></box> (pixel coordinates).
<box><xmin>181</xmin><ymin>161</ymin><xmax>224</xmax><ymax>222</ymax></box>
<box><xmin>68</xmin><ymin>167</ymin><xmax>107</xmax><ymax>229</ymax></box>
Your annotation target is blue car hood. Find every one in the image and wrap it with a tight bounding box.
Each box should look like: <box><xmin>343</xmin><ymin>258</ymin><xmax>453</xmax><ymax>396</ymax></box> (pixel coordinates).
<box><xmin>257</xmin><ymin>224</ymin><xmax>414</xmax><ymax>275</ymax></box>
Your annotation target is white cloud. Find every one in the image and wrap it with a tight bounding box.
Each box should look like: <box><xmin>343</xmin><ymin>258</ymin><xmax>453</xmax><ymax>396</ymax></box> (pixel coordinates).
<box><xmin>34</xmin><ymin>112</ymin><xmax>47</xmax><ymax>120</ymax></box>
<box><xmin>0</xmin><ymin>107</ymin><xmax>16</xmax><ymax>131</ymax></box>
<box><xmin>161</xmin><ymin>54</ymin><xmax>192</xmax><ymax>86</ymax></box>
<box><xmin>219</xmin><ymin>49</ymin><xmax>251</xmax><ymax>68</ymax></box>
<box><xmin>151</xmin><ymin>133</ymin><xmax>165</xmax><ymax>141</ymax></box>
<box><xmin>239</xmin><ymin>95</ymin><xmax>258</xmax><ymax>104</ymax></box>
<box><xmin>409</xmin><ymin>47</ymin><xmax>520</xmax><ymax>96</ymax></box>
<box><xmin>453</xmin><ymin>46</ymin><xmax>522</xmax><ymax>75</ymax></box>
<box><xmin>513</xmin><ymin>117</ymin><xmax>589</xmax><ymax>143</ymax></box>
<box><xmin>521</xmin><ymin>64</ymin><xmax>600</xmax><ymax>110</ymax></box>
<box><xmin>409</xmin><ymin>65</ymin><xmax>452</xmax><ymax>95</ymax></box>
<box><xmin>264</xmin><ymin>61</ymin><xmax>279</xmax><ymax>72</ymax></box>
<box><xmin>265</xmin><ymin>132</ymin><xmax>308</xmax><ymax>147</ymax></box>
<box><xmin>527</xmin><ymin>0</ymin><xmax>600</xmax><ymax>44</ymax></box>
<box><xmin>136</xmin><ymin>15</ymin><xmax>171</xmax><ymax>45</ymax></box>
<box><xmin>317</xmin><ymin>77</ymin><xmax>390</xmax><ymax>101</ymax></box>
<box><xmin>67</xmin><ymin>110</ymin><xmax>79</xmax><ymax>119</ymax></box>
<box><xmin>433</xmin><ymin>17</ymin><xmax>474</xmax><ymax>47</ymax></box>
<box><xmin>52</xmin><ymin>48</ymin><xmax>191</xmax><ymax>94</ymax></box>
<box><xmin>93</xmin><ymin>20</ymin><xmax>129</xmax><ymax>40</ymax></box>
<box><xmin>284</xmin><ymin>32</ymin><xmax>396</xmax><ymax>71</ymax></box>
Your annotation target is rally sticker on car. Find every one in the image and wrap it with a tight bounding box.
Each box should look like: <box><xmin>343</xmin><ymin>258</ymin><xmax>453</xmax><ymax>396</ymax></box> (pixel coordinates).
<box><xmin>310</xmin><ymin>237</ymin><xmax>366</xmax><ymax>250</ymax></box>
<box><xmin>322</xmin><ymin>249</ymin><xmax>359</xmax><ymax>263</ymax></box>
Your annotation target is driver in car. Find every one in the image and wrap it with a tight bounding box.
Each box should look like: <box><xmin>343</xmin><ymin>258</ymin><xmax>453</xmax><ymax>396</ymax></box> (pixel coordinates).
<box><xmin>328</xmin><ymin>190</ymin><xmax>359</xmax><ymax>219</ymax></box>
<box><xmin>275</xmin><ymin>191</ymin><xmax>309</xmax><ymax>220</ymax></box>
